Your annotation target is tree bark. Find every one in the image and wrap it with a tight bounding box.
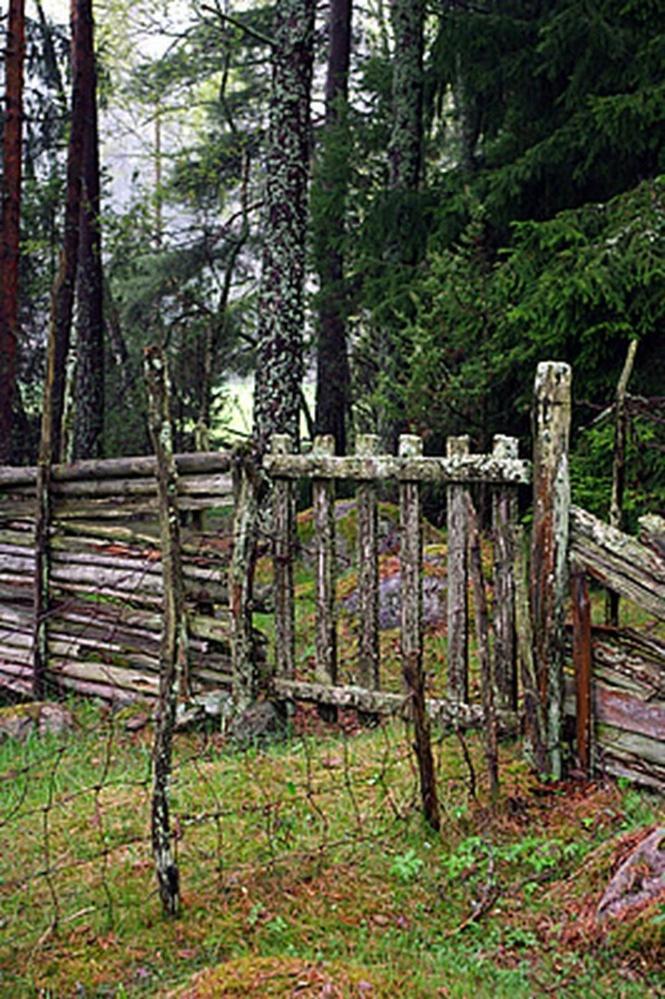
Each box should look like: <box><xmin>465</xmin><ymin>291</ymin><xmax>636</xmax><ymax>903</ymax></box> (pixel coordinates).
<box><xmin>0</xmin><ymin>0</ymin><xmax>26</xmax><ymax>463</ymax></box>
<box><xmin>388</xmin><ymin>0</ymin><xmax>425</xmax><ymax>193</ymax></box>
<box><xmin>313</xmin><ymin>0</ymin><xmax>353</xmax><ymax>454</ymax></box>
<box><xmin>252</xmin><ymin>0</ymin><xmax>315</xmax><ymax>455</ymax></box>
<box><xmin>72</xmin><ymin>0</ymin><xmax>104</xmax><ymax>460</ymax></box>
<box><xmin>41</xmin><ymin>0</ymin><xmax>87</xmax><ymax>464</ymax></box>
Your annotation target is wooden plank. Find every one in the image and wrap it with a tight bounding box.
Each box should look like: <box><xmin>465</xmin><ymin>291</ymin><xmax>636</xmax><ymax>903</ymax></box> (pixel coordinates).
<box><xmin>0</xmin><ymin>450</ymin><xmax>232</xmax><ymax>487</ymax></box>
<box><xmin>263</xmin><ymin>452</ymin><xmax>532</xmax><ymax>485</ymax></box>
<box><xmin>570</xmin><ymin>505</ymin><xmax>665</xmax><ymax>621</ymax></box>
<box><xmin>530</xmin><ymin>361</ymin><xmax>572</xmax><ymax>778</ymax></box>
<box><xmin>446</xmin><ymin>436</ymin><xmax>469</xmax><ymax>704</ymax></box>
<box><xmin>492</xmin><ymin>435</ymin><xmax>518</xmax><ymax>711</ymax></box>
<box><xmin>571</xmin><ymin>571</ymin><xmax>592</xmax><ymax>774</ymax></box>
<box><xmin>272</xmin><ymin>434</ymin><xmax>295</xmax><ymax>679</ymax></box>
<box><xmin>356</xmin><ymin>434</ymin><xmax>380</xmax><ymax>691</ymax></box>
<box><xmin>313</xmin><ymin>436</ymin><xmax>337</xmax><ymax>714</ymax></box>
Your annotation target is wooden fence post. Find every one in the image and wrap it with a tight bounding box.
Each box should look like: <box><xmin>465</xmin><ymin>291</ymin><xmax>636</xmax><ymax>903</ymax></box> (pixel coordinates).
<box><xmin>399</xmin><ymin>434</ymin><xmax>440</xmax><ymax>831</ymax></box>
<box><xmin>144</xmin><ymin>345</ymin><xmax>187</xmax><ymax>918</ymax></box>
<box><xmin>531</xmin><ymin>361</ymin><xmax>572</xmax><ymax>779</ymax></box>
<box><xmin>32</xmin><ymin>461</ymin><xmax>50</xmax><ymax>699</ymax></box>
<box><xmin>446</xmin><ymin>435</ymin><xmax>469</xmax><ymax>704</ymax></box>
<box><xmin>492</xmin><ymin>435</ymin><xmax>518</xmax><ymax>711</ymax></box>
<box><xmin>356</xmin><ymin>433</ymin><xmax>380</xmax><ymax>691</ymax></box>
<box><xmin>271</xmin><ymin>434</ymin><xmax>295</xmax><ymax>679</ymax></box>
<box><xmin>230</xmin><ymin>447</ymin><xmax>261</xmax><ymax>709</ymax></box>
<box><xmin>313</xmin><ymin>435</ymin><xmax>337</xmax><ymax>720</ymax></box>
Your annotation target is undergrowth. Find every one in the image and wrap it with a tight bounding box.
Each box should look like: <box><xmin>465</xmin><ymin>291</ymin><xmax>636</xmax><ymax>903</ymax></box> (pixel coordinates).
<box><xmin>0</xmin><ymin>702</ymin><xmax>662</xmax><ymax>998</ymax></box>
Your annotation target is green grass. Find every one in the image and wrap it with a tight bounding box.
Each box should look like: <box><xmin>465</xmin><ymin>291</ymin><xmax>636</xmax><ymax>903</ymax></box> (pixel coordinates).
<box><xmin>0</xmin><ymin>701</ymin><xmax>663</xmax><ymax>998</ymax></box>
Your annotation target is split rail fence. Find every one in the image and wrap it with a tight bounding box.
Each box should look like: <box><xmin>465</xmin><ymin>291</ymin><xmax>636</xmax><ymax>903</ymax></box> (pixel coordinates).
<box><xmin>0</xmin><ymin>360</ymin><xmax>663</xmax><ymax>790</ymax></box>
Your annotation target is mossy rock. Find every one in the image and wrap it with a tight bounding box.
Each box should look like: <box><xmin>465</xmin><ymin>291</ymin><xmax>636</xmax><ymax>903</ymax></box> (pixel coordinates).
<box><xmin>297</xmin><ymin>499</ymin><xmax>443</xmax><ymax>570</ymax></box>
<box><xmin>173</xmin><ymin>955</ymin><xmax>396</xmax><ymax>997</ymax></box>
<box><xmin>0</xmin><ymin>701</ymin><xmax>75</xmax><ymax>742</ymax></box>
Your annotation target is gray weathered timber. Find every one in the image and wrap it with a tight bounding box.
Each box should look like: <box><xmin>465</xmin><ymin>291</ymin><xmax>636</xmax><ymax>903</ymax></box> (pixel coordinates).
<box><xmin>263</xmin><ymin>452</ymin><xmax>531</xmax><ymax>484</ymax></box>
<box><xmin>467</xmin><ymin>494</ymin><xmax>499</xmax><ymax>799</ymax></box>
<box><xmin>313</xmin><ymin>436</ymin><xmax>337</xmax><ymax>694</ymax></box>
<box><xmin>0</xmin><ymin>450</ymin><xmax>232</xmax><ymax>487</ymax></box>
<box><xmin>229</xmin><ymin>450</ymin><xmax>261</xmax><ymax>709</ymax></box>
<box><xmin>530</xmin><ymin>361</ymin><xmax>571</xmax><ymax>779</ymax></box>
<box><xmin>514</xmin><ymin>525</ymin><xmax>548</xmax><ymax>773</ymax></box>
<box><xmin>570</xmin><ymin>506</ymin><xmax>665</xmax><ymax>621</ymax></box>
<box><xmin>399</xmin><ymin>435</ymin><xmax>440</xmax><ymax>831</ymax></box>
<box><xmin>571</xmin><ymin>571</ymin><xmax>592</xmax><ymax>774</ymax></box>
<box><xmin>272</xmin><ymin>435</ymin><xmax>295</xmax><ymax>678</ymax></box>
<box><xmin>32</xmin><ymin>461</ymin><xmax>50</xmax><ymax>698</ymax></box>
<box><xmin>492</xmin><ymin>436</ymin><xmax>518</xmax><ymax>711</ymax></box>
<box><xmin>446</xmin><ymin>436</ymin><xmax>469</xmax><ymax>703</ymax></box>
<box><xmin>272</xmin><ymin>677</ymin><xmax>518</xmax><ymax>733</ymax></box>
<box><xmin>356</xmin><ymin>434</ymin><xmax>380</xmax><ymax>691</ymax></box>
<box><xmin>144</xmin><ymin>346</ymin><xmax>184</xmax><ymax>917</ymax></box>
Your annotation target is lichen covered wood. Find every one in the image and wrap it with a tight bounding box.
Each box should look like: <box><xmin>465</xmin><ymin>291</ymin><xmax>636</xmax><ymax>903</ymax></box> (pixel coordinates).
<box><xmin>252</xmin><ymin>0</ymin><xmax>315</xmax><ymax>453</ymax></box>
<box><xmin>530</xmin><ymin>361</ymin><xmax>571</xmax><ymax>778</ymax></box>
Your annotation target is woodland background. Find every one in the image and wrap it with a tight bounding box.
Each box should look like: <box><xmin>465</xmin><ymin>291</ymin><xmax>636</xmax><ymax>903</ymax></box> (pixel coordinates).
<box><xmin>0</xmin><ymin>0</ymin><xmax>664</xmax><ymax>521</ymax></box>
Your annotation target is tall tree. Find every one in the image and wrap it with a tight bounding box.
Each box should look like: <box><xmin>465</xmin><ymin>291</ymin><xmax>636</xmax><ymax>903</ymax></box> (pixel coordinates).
<box><xmin>0</xmin><ymin>0</ymin><xmax>26</xmax><ymax>463</ymax></box>
<box><xmin>40</xmin><ymin>0</ymin><xmax>86</xmax><ymax>464</ymax></box>
<box><xmin>252</xmin><ymin>0</ymin><xmax>316</xmax><ymax>454</ymax></box>
<box><xmin>388</xmin><ymin>0</ymin><xmax>425</xmax><ymax>195</ymax></box>
<box><xmin>72</xmin><ymin>0</ymin><xmax>104</xmax><ymax>460</ymax></box>
<box><xmin>313</xmin><ymin>0</ymin><xmax>353</xmax><ymax>454</ymax></box>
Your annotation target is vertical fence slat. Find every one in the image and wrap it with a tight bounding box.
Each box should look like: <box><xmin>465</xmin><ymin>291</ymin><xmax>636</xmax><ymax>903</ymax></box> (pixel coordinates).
<box><xmin>492</xmin><ymin>435</ymin><xmax>518</xmax><ymax>711</ymax></box>
<box><xmin>467</xmin><ymin>493</ymin><xmax>499</xmax><ymax>799</ymax></box>
<box><xmin>572</xmin><ymin>569</ymin><xmax>592</xmax><ymax>775</ymax></box>
<box><xmin>531</xmin><ymin>361</ymin><xmax>572</xmax><ymax>779</ymax></box>
<box><xmin>230</xmin><ymin>450</ymin><xmax>261</xmax><ymax>708</ymax></box>
<box><xmin>271</xmin><ymin>434</ymin><xmax>295</xmax><ymax>679</ymax></box>
<box><xmin>356</xmin><ymin>433</ymin><xmax>380</xmax><ymax>690</ymax></box>
<box><xmin>399</xmin><ymin>435</ymin><xmax>440</xmax><ymax>831</ymax></box>
<box><xmin>446</xmin><ymin>435</ymin><xmax>470</xmax><ymax>704</ymax></box>
<box><xmin>313</xmin><ymin>435</ymin><xmax>337</xmax><ymax>700</ymax></box>
<box><xmin>33</xmin><ymin>462</ymin><xmax>50</xmax><ymax>699</ymax></box>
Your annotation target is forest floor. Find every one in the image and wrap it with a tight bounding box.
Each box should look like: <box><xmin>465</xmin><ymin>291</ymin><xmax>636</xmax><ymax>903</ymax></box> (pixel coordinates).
<box><xmin>1</xmin><ymin>505</ymin><xmax>663</xmax><ymax>996</ymax></box>
<box><xmin>0</xmin><ymin>699</ymin><xmax>663</xmax><ymax>998</ymax></box>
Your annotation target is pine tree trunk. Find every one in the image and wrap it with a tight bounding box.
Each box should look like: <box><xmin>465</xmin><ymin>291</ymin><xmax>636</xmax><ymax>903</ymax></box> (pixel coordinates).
<box><xmin>252</xmin><ymin>0</ymin><xmax>315</xmax><ymax>455</ymax></box>
<box><xmin>41</xmin><ymin>0</ymin><xmax>86</xmax><ymax>464</ymax></box>
<box><xmin>313</xmin><ymin>0</ymin><xmax>353</xmax><ymax>455</ymax></box>
<box><xmin>388</xmin><ymin>0</ymin><xmax>425</xmax><ymax>193</ymax></box>
<box><xmin>0</xmin><ymin>0</ymin><xmax>26</xmax><ymax>463</ymax></box>
<box><xmin>72</xmin><ymin>0</ymin><xmax>104</xmax><ymax>460</ymax></box>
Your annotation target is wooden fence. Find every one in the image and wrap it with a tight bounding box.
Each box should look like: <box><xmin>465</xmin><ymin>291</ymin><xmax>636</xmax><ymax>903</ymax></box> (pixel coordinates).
<box><xmin>0</xmin><ymin>453</ymin><xmax>244</xmax><ymax>706</ymax></box>
<box><xmin>0</xmin><ymin>359</ymin><xmax>662</xmax><ymax>791</ymax></box>
<box><xmin>569</xmin><ymin>507</ymin><xmax>665</xmax><ymax>792</ymax></box>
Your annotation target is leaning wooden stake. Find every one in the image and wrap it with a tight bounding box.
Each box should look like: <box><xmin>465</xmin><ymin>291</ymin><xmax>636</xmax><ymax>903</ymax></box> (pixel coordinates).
<box><xmin>313</xmin><ymin>434</ymin><xmax>337</xmax><ymax>722</ymax></box>
<box><xmin>399</xmin><ymin>435</ymin><xmax>440</xmax><ymax>832</ymax></box>
<box><xmin>466</xmin><ymin>493</ymin><xmax>499</xmax><ymax>800</ymax></box>
<box><xmin>571</xmin><ymin>569</ymin><xmax>592</xmax><ymax>774</ymax></box>
<box><xmin>607</xmin><ymin>338</ymin><xmax>638</xmax><ymax>626</ymax></box>
<box><xmin>530</xmin><ymin>362</ymin><xmax>572</xmax><ymax>779</ymax></box>
<box><xmin>145</xmin><ymin>345</ymin><xmax>188</xmax><ymax>918</ymax></box>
